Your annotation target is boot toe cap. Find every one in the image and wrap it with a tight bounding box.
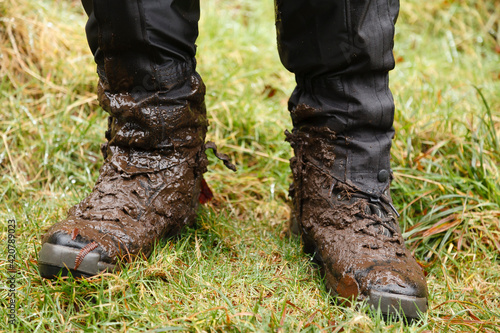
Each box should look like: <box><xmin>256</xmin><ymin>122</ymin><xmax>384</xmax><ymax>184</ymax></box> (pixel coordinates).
<box><xmin>362</xmin><ymin>266</ymin><xmax>429</xmax><ymax>319</ymax></box>
<box><xmin>39</xmin><ymin>232</ymin><xmax>115</xmax><ymax>278</ymax></box>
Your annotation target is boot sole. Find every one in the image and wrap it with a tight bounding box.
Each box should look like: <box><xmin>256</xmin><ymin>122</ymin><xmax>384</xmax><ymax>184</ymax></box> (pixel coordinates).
<box><xmin>38</xmin><ymin>243</ymin><xmax>115</xmax><ymax>278</ymax></box>
<box><xmin>289</xmin><ymin>215</ymin><xmax>427</xmax><ymax>320</ymax></box>
<box><xmin>367</xmin><ymin>290</ymin><xmax>427</xmax><ymax>320</ymax></box>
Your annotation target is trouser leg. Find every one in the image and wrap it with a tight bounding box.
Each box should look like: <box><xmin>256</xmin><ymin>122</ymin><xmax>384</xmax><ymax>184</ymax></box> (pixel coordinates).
<box><xmin>275</xmin><ymin>0</ymin><xmax>400</xmax><ymax>197</ymax></box>
<box><xmin>82</xmin><ymin>0</ymin><xmax>200</xmax><ymax>93</ymax></box>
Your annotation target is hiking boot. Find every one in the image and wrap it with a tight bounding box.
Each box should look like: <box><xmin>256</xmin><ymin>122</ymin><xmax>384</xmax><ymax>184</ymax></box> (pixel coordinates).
<box><xmin>286</xmin><ymin>127</ymin><xmax>428</xmax><ymax>320</ymax></box>
<box><xmin>38</xmin><ymin>73</ymin><xmax>210</xmax><ymax>278</ymax></box>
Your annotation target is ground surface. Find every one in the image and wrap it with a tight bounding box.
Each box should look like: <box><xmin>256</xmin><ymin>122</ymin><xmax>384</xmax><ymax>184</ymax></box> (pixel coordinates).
<box><xmin>1</xmin><ymin>0</ymin><xmax>499</xmax><ymax>331</ymax></box>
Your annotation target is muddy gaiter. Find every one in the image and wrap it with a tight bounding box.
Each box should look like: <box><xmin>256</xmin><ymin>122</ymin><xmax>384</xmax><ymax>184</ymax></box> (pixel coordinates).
<box><xmin>275</xmin><ymin>0</ymin><xmax>400</xmax><ymax>198</ymax></box>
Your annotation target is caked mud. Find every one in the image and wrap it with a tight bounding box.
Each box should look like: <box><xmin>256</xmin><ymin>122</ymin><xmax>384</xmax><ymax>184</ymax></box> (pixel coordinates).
<box><xmin>42</xmin><ymin>73</ymin><xmax>212</xmax><ymax>266</ymax></box>
<box><xmin>286</xmin><ymin>127</ymin><xmax>428</xmax><ymax>307</ymax></box>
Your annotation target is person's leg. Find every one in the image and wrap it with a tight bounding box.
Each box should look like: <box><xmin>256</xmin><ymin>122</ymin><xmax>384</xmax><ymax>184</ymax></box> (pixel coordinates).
<box><xmin>275</xmin><ymin>0</ymin><xmax>428</xmax><ymax>319</ymax></box>
<box><xmin>38</xmin><ymin>0</ymin><xmax>208</xmax><ymax>278</ymax></box>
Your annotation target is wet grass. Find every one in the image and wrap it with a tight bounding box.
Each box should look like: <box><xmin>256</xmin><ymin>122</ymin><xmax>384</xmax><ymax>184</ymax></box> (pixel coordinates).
<box><xmin>1</xmin><ymin>0</ymin><xmax>499</xmax><ymax>331</ymax></box>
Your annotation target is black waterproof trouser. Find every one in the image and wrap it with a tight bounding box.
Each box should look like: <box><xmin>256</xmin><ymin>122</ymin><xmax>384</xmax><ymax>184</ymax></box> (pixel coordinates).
<box><xmin>82</xmin><ymin>0</ymin><xmax>399</xmax><ymax>198</ymax></box>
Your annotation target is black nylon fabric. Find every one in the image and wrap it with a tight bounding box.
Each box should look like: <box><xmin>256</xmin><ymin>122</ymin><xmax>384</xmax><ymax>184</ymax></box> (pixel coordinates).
<box><xmin>82</xmin><ymin>0</ymin><xmax>400</xmax><ymax>197</ymax></box>
<box><xmin>83</xmin><ymin>0</ymin><xmax>200</xmax><ymax>92</ymax></box>
<box><xmin>275</xmin><ymin>0</ymin><xmax>400</xmax><ymax>196</ymax></box>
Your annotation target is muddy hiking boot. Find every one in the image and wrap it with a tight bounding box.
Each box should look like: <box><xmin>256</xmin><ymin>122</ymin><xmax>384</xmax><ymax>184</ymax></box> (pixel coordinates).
<box><xmin>37</xmin><ymin>0</ymin><xmax>239</xmax><ymax>278</ymax></box>
<box><xmin>38</xmin><ymin>72</ymin><xmax>235</xmax><ymax>278</ymax></box>
<box><xmin>286</xmin><ymin>127</ymin><xmax>428</xmax><ymax>320</ymax></box>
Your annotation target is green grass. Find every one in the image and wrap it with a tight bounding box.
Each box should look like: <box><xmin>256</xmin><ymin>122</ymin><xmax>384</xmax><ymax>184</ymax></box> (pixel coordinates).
<box><xmin>1</xmin><ymin>0</ymin><xmax>499</xmax><ymax>331</ymax></box>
